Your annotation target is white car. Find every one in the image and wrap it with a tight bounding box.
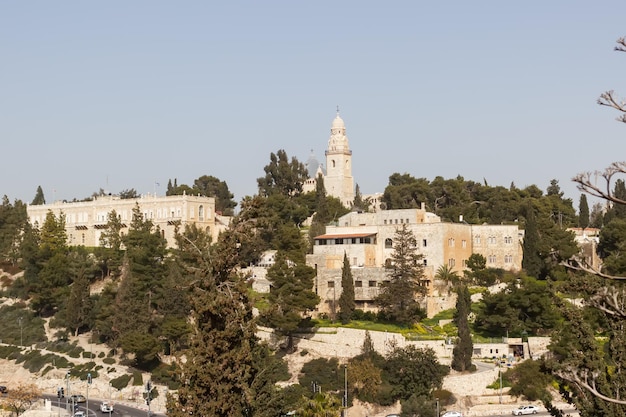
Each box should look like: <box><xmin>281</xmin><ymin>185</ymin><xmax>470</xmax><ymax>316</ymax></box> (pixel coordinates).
<box><xmin>100</xmin><ymin>402</ymin><xmax>114</xmax><ymax>413</ymax></box>
<box><xmin>512</xmin><ymin>405</ymin><xmax>539</xmax><ymax>415</ymax></box>
<box><xmin>442</xmin><ymin>411</ymin><xmax>463</xmax><ymax>417</ymax></box>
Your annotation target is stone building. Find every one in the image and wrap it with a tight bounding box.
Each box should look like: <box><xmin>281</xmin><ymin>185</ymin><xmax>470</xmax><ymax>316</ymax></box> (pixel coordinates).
<box><xmin>306</xmin><ymin>205</ymin><xmax>524</xmax><ymax>316</ymax></box>
<box><xmin>27</xmin><ymin>193</ymin><xmax>228</xmax><ymax>249</ymax></box>
<box><xmin>303</xmin><ymin>111</ymin><xmax>355</xmax><ymax>207</ymax></box>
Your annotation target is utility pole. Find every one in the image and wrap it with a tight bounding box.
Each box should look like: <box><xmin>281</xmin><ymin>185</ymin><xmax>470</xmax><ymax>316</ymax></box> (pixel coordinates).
<box><xmin>87</xmin><ymin>373</ymin><xmax>92</xmax><ymax>417</ymax></box>
<box><xmin>343</xmin><ymin>364</ymin><xmax>348</xmax><ymax>417</ymax></box>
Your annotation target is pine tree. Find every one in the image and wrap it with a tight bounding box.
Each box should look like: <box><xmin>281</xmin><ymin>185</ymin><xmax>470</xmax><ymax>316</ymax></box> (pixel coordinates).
<box><xmin>65</xmin><ymin>248</ymin><xmax>94</xmax><ymax>336</ymax></box>
<box><xmin>338</xmin><ymin>253</ymin><xmax>355</xmax><ymax>324</ymax></box>
<box><xmin>451</xmin><ymin>284</ymin><xmax>473</xmax><ymax>372</ymax></box>
<box><xmin>375</xmin><ymin>224</ymin><xmax>427</xmax><ymax>325</ymax></box>
<box><xmin>264</xmin><ymin>252</ymin><xmax>320</xmax><ymax>351</ymax></box>
<box><xmin>113</xmin><ymin>205</ymin><xmax>167</xmax><ymax>367</ymax></box>
<box><xmin>168</xmin><ymin>222</ymin><xmax>283</xmax><ymax>417</ymax></box>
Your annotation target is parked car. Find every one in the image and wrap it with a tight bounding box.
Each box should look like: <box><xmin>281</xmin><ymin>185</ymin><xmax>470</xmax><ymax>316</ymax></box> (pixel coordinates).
<box><xmin>73</xmin><ymin>412</ymin><xmax>86</xmax><ymax>417</ymax></box>
<box><xmin>100</xmin><ymin>402</ymin><xmax>113</xmax><ymax>413</ymax></box>
<box><xmin>70</xmin><ymin>394</ymin><xmax>87</xmax><ymax>403</ymax></box>
<box><xmin>512</xmin><ymin>405</ymin><xmax>539</xmax><ymax>415</ymax></box>
<box><xmin>442</xmin><ymin>411</ymin><xmax>463</xmax><ymax>417</ymax></box>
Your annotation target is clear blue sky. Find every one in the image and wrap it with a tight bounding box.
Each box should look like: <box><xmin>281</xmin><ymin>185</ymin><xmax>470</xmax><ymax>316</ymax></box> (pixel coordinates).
<box><xmin>2</xmin><ymin>1</ymin><xmax>625</xmax><ymax>210</ymax></box>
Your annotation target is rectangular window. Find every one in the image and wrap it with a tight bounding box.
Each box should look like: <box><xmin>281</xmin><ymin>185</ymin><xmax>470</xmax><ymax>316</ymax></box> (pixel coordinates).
<box><xmin>488</xmin><ymin>255</ymin><xmax>496</xmax><ymax>264</ymax></box>
<box><xmin>462</xmin><ymin>240</ymin><xmax>467</xmax><ymax>248</ymax></box>
<box><xmin>448</xmin><ymin>238</ymin><xmax>455</xmax><ymax>247</ymax></box>
<box><xmin>355</xmin><ymin>281</ymin><xmax>362</xmax><ymax>287</ymax></box>
<box><xmin>328</xmin><ymin>281</ymin><xmax>335</xmax><ymax>288</ymax></box>
<box><xmin>423</xmin><ymin>239</ymin><xmax>427</xmax><ymax>247</ymax></box>
<box><xmin>368</xmin><ymin>281</ymin><xmax>376</xmax><ymax>287</ymax></box>
<box><xmin>475</xmin><ymin>236</ymin><xmax>481</xmax><ymax>244</ymax></box>
<box><xmin>448</xmin><ymin>258</ymin><xmax>456</xmax><ymax>267</ymax></box>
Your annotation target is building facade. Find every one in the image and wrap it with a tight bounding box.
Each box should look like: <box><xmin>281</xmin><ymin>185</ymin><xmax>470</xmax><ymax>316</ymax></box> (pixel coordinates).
<box><xmin>27</xmin><ymin>193</ymin><xmax>227</xmax><ymax>249</ymax></box>
<box><xmin>306</xmin><ymin>205</ymin><xmax>524</xmax><ymax>316</ymax></box>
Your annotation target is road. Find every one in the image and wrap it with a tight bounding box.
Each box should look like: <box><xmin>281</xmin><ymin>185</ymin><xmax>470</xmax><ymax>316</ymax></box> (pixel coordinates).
<box><xmin>43</xmin><ymin>394</ymin><xmax>164</xmax><ymax>417</ymax></box>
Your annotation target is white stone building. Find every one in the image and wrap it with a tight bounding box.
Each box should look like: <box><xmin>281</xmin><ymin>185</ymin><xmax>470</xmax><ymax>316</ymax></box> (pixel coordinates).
<box><xmin>306</xmin><ymin>206</ymin><xmax>524</xmax><ymax>316</ymax></box>
<box><xmin>27</xmin><ymin>193</ymin><xmax>228</xmax><ymax>249</ymax></box>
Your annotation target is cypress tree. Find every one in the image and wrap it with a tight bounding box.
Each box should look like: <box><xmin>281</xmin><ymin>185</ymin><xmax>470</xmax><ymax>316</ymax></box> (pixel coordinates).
<box><xmin>338</xmin><ymin>252</ymin><xmax>355</xmax><ymax>324</ymax></box>
<box><xmin>31</xmin><ymin>185</ymin><xmax>45</xmax><ymax>205</ymax></box>
<box><xmin>578</xmin><ymin>194</ymin><xmax>590</xmax><ymax>230</ymax></box>
<box><xmin>522</xmin><ymin>203</ymin><xmax>543</xmax><ymax>279</ymax></box>
<box><xmin>451</xmin><ymin>284</ymin><xmax>473</xmax><ymax>372</ymax></box>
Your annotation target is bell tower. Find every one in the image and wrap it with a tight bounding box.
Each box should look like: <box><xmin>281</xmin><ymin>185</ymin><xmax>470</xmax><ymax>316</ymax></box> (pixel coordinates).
<box><xmin>325</xmin><ymin>109</ymin><xmax>354</xmax><ymax>206</ymax></box>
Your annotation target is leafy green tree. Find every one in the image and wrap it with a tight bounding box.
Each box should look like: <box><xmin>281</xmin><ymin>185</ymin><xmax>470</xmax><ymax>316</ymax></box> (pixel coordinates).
<box><xmin>257</xmin><ymin>149</ymin><xmax>309</xmax><ymax>197</ymax></box>
<box><xmin>193</xmin><ymin>175</ymin><xmax>237</xmax><ymax>215</ymax></box>
<box><xmin>506</xmin><ymin>359</ymin><xmax>552</xmax><ymax>402</ymax></box>
<box><xmin>347</xmin><ymin>356</ymin><xmax>382</xmax><ymax>403</ymax></box>
<box><xmin>31</xmin><ymin>186</ymin><xmax>45</xmax><ymax>205</ymax></box>
<box><xmin>451</xmin><ymin>285</ymin><xmax>473</xmax><ymax>372</ymax></box>
<box><xmin>263</xmin><ymin>252</ymin><xmax>320</xmax><ymax>351</ymax></box>
<box><xmin>298</xmin><ymin>357</ymin><xmax>343</xmax><ymax>394</ymax></box>
<box><xmin>338</xmin><ymin>253</ymin><xmax>355</xmax><ymax>324</ymax></box>
<box><xmin>579</xmin><ymin>194</ymin><xmax>590</xmax><ymax>230</ymax></box>
<box><xmin>475</xmin><ymin>277</ymin><xmax>560</xmax><ymax>337</ymax></box>
<box><xmin>119</xmin><ymin>188</ymin><xmax>139</xmax><ymax>199</ymax></box>
<box><xmin>375</xmin><ymin>224</ymin><xmax>427</xmax><ymax>325</ymax></box>
<box><xmin>384</xmin><ymin>345</ymin><xmax>448</xmax><ymax>402</ymax></box>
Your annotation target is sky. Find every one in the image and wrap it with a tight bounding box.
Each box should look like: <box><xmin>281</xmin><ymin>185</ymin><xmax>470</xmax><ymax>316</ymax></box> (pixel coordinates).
<box><xmin>2</xmin><ymin>1</ymin><xmax>626</xmax><ymax>211</ymax></box>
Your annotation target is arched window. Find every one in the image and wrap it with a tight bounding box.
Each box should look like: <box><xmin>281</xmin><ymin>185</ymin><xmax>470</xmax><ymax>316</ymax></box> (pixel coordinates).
<box><xmin>198</xmin><ymin>205</ymin><xmax>204</xmax><ymax>221</ymax></box>
<box><xmin>385</xmin><ymin>238</ymin><xmax>393</xmax><ymax>248</ymax></box>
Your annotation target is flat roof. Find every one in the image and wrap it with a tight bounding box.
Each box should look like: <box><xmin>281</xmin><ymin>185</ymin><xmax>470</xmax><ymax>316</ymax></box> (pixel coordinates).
<box><xmin>314</xmin><ymin>233</ymin><xmax>376</xmax><ymax>240</ymax></box>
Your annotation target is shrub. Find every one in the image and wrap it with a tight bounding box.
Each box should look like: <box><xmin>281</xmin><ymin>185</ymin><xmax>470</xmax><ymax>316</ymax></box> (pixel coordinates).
<box><xmin>110</xmin><ymin>374</ymin><xmax>132</xmax><ymax>391</ymax></box>
<box><xmin>133</xmin><ymin>371</ymin><xmax>143</xmax><ymax>386</ymax></box>
<box><xmin>102</xmin><ymin>357</ymin><xmax>116</xmax><ymax>365</ymax></box>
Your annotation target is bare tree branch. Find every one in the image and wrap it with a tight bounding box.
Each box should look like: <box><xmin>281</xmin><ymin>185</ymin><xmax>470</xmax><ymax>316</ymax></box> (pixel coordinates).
<box><xmin>573</xmin><ymin>162</ymin><xmax>626</xmax><ymax>206</ymax></box>
<box><xmin>555</xmin><ymin>369</ymin><xmax>626</xmax><ymax>405</ymax></box>
<box><xmin>561</xmin><ymin>257</ymin><xmax>626</xmax><ymax>281</ymax></box>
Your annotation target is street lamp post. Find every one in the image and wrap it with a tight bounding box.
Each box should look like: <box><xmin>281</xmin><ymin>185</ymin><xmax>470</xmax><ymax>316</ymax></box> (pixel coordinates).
<box><xmin>436</xmin><ymin>397</ymin><xmax>439</xmax><ymax>417</ymax></box>
<box><xmin>66</xmin><ymin>372</ymin><xmax>71</xmax><ymax>416</ymax></box>
<box><xmin>145</xmin><ymin>381</ymin><xmax>152</xmax><ymax>417</ymax></box>
<box><xmin>86</xmin><ymin>373</ymin><xmax>92</xmax><ymax>417</ymax></box>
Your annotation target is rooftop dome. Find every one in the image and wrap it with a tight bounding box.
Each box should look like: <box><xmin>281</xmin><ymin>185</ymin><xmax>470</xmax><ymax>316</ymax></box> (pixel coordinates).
<box><xmin>331</xmin><ymin>114</ymin><xmax>345</xmax><ymax>129</ymax></box>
